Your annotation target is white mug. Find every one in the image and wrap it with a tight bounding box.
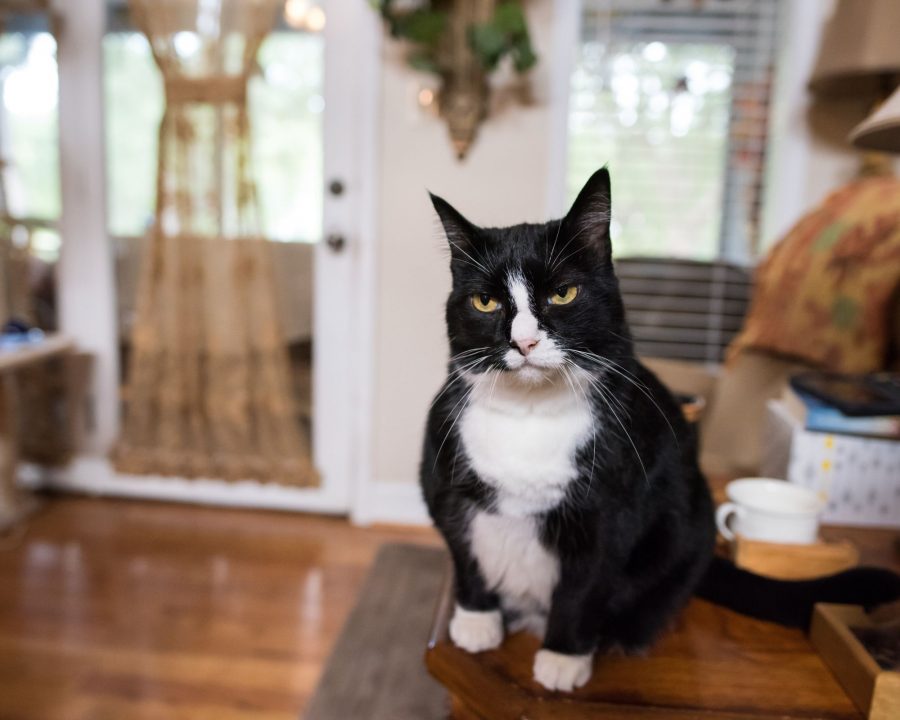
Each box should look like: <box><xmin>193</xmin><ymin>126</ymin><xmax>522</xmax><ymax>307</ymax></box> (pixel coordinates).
<box><xmin>715</xmin><ymin>478</ymin><xmax>825</xmax><ymax>545</ymax></box>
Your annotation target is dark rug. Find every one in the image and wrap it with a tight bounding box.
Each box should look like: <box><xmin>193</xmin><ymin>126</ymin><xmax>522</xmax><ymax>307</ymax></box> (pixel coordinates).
<box><xmin>304</xmin><ymin>543</ymin><xmax>450</xmax><ymax>720</ymax></box>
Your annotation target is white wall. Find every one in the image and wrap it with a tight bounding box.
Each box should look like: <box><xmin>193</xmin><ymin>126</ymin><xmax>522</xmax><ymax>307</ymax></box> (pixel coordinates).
<box><xmin>367</xmin><ymin>0</ymin><xmax>900</xmax><ymax>490</ymax></box>
<box><xmin>761</xmin><ymin>0</ymin><xmax>899</xmax><ymax>250</ymax></box>
<box><xmin>371</xmin><ymin>1</ymin><xmax>557</xmax><ymax>487</ymax></box>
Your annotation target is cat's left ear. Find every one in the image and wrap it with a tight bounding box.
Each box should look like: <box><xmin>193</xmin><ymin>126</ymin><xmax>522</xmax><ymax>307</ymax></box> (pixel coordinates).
<box><xmin>565</xmin><ymin>167</ymin><xmax>612</xmax><ymax>264</ymax></box>
<box><xmin>429</xmin><ymin>192</ymin><xmax>480</xmax><ymax>261</ymax></box>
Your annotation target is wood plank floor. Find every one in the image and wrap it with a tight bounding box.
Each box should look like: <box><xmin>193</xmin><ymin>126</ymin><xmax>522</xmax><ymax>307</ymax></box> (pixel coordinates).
<box><xmin>0</xmin><ymin>496</ymin><xmax>441</xmax><ymax>720</ymax></box>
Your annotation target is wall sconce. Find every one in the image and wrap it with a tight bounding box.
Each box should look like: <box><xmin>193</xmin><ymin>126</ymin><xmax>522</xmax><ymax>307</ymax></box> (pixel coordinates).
<box><xmin>284</xmin><ymin>0</ymin><xmax>325</xmax><ymax>32</ymax></box>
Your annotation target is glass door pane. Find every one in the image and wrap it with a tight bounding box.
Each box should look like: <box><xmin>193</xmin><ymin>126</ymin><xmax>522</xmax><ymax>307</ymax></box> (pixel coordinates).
<box><xmin>103</xmin><ymin>1</ymin><xmax>325</xmax><ymax>487</ymax></box>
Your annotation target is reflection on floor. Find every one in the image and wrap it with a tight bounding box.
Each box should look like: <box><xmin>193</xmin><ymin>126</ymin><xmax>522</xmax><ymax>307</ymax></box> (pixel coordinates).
<box><xmin>0</xmin><ymin>497</ymin><xmax>440</xmax><ymax>720</ymax></box>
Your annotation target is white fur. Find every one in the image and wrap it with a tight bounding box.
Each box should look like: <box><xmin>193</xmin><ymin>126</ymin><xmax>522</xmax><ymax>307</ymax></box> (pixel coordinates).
<box><xmin>508</xmin><ymin>273</ymin><xmax>539</xmax><ymax>350</ymax></box>
<box><xmin>470</xmin><ymin>511</ymin><xmax>560</xmax><ymax>618</ymax></box>
<box><xmin>449</xmin><ymin>605</ymin><xmax>504</xmax><ymax>652</ymax></box>
<box><xmin>455</xmin><ymin>271</ymin><xmax>598</xmax><ymax>678</ymax></box>
<box><xmin>503</xmin><ymin>273</ymin><xmax>567</xmax><ymax>382</ymax></box>
<box><xmin>460</xmin><ymin>370</ymin><xmax>592</xmax><ymax>642</ymax></box>
<box><xmin>533</xmin><ymin>649</ymin><xmax>593</xmax><ymax>691</ymax></box>
<box><xmin>507</xmin><ymin>610</ymin><xmax>548</xmax><ymax>638</ymax></box>
<box><xmin>507</xmin><ymin>272</ymin><xmax>531</xmax><ymax>315</ymax></box>
<box><xmin>459</xmin><ymin>372</ymin><xmax>593</xmax><ymax>516</ymax></box>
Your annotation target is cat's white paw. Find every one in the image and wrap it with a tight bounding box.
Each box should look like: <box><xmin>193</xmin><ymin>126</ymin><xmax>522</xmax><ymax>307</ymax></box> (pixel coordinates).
<box><xmin>533</xmin><ymin>649</ymin><xmax>593</xmax><ymax>692</ymax></box>
<box><xmin>449</xmin><ymin>605</ymin><xmax>504</xmax><ymax>653</ymax></box>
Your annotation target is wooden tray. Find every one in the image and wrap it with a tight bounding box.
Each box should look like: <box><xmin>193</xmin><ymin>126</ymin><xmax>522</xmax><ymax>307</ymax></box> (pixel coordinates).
<box><xmin>732</xmin><ymin>536</ymin><xmax>859</xmax><ymax>579</ymax></box>
<box><xmin>810</xmin><ymin>603</ymin><xmax>900</xmax><ymax>720</ymax></box>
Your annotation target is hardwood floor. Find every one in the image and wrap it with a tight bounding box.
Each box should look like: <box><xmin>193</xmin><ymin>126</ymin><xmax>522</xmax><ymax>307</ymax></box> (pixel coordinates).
<box><xmin>0</xmin><ymin>496</ymin><xmax>441</xmax><ymax>720</ymax></box>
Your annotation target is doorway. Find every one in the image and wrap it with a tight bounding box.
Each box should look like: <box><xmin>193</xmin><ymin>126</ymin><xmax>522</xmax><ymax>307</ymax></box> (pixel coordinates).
<box><xmin>50</xmin><ymin>0</ymin><xmax>378</xmax><ymax>514</ymax></box>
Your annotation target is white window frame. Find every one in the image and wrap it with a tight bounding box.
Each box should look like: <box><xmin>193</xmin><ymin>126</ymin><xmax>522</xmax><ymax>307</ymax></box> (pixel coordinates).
<box><xmin>547</xmin><ymin>0</ymin><xmax>809</xmax><ymax>259</ymax></box>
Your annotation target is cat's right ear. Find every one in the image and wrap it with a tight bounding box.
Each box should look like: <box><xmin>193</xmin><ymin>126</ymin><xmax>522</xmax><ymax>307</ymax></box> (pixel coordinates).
<box><xmin>564</xmin><ymin>167</ymin><xmax>612</xmax><ymax>264</ymax></box>
<box><xmin>430</xmin><ymin>193</ymin><xmax>478</xmax><ymax>261</ymax></box>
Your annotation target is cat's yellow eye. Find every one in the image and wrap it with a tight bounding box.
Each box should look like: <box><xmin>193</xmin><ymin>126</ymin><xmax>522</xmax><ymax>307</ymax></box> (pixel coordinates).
<box><xmin>472</xmin><ymin>293</ymin><xmax>500</xmax><ymax>313</ymax></box>
<box><xmin>549</xmin><ymin>285</ymin><xmax>578</xmax><ymax>305</ymax></box>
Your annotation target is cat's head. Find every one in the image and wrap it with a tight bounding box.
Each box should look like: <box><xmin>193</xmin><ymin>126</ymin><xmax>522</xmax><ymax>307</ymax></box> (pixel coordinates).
<box><xmin>432</xmin><ymin>167</ymin><xmax>631</xmax><ymax>385</ymax></box>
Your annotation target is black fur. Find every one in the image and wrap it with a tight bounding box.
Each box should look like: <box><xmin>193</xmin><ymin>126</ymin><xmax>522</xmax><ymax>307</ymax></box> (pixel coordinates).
<box><xmin>697</xmin><ymin>556</ymin><xmax>900</xmax><ymax>629</ymax></box>
<box><xmin>420</xmin><ymin>167</ymin><xmax>900</xmax><ymax>665</ymax></box>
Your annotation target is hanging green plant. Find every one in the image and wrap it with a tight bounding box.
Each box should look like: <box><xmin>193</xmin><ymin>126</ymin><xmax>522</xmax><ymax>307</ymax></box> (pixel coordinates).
<box><xmin>375</xmin><ymin>0</ymin><xmax>537</xmax><ymax>75</ymax></box>
<box><xmin>469</xmin><ymin>2</ymin><xmax>537</xmax><ymax>73</ymax></box>
<box><xmin>373</xmin><ymin>0</ymin><xmax>538</xmax><ymax>158</ymax></box>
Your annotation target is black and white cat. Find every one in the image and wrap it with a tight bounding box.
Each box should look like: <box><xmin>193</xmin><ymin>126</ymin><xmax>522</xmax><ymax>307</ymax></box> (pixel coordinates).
<box><xmin>420</xmin><ymin>167</ymin><xmax>900</xmax><ymax>692</ymax></box>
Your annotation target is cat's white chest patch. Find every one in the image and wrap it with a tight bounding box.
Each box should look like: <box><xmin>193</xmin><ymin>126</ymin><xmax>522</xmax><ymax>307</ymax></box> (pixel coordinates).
<box><xmin>470</xmin><ymin>511</ymin><xmax>560</xmax><ymax>616</ymax></box>
<box><xmin>459</xmin><ymin>378</ymin><xmax>593</xmax><ymax>515</ymax></box>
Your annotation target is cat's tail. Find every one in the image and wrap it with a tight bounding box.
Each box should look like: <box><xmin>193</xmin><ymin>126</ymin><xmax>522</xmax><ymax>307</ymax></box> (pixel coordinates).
<box><xmin>695</xmin><ymin>555</ymin><xmax>900</xmax><ymax>629</ymax></box>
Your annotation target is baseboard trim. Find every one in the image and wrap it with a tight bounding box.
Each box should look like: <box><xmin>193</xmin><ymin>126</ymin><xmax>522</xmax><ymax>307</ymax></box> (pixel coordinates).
<box><xmin>351</xmin><ymin>480</ymin><xmax>430</xmax><ymax>527</ymax></box>
<box><xmin>21</xmin><ymin>456</ymin><xmax>351</xmax><ymax>515</ymax></box>
<box><xmin>21</xmin><ymin>456</ymin><xmax>432</xmax><ymax>526</ymax></box>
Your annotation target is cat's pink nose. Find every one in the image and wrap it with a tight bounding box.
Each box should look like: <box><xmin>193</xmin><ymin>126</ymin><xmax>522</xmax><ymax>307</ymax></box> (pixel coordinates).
<box><xmin>512</xmin><ymin>338</ymin><xmax>539</xmax><ymax>356</ymax></box>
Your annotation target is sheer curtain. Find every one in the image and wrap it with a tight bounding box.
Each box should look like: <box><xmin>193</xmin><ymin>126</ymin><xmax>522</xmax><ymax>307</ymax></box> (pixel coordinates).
<box><xmin>115</xmin><ymin>0</ymin><xmax>317</xmax><ymax>486</ymax></box>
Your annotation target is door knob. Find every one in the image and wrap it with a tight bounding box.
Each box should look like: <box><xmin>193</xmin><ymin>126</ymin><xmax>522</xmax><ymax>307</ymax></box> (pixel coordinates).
<box><xmin>326</xmin><ymin>233</ymin><xmax>346</xmax><ymax>253</ymax></box>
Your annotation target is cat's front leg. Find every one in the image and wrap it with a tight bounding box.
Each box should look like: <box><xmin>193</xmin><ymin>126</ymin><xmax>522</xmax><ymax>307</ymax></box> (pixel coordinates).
<box><xmin>533</xmin><ymin>648</ymin><xmax>593</xmax><ymax>692</ymax></box>
<box><xmin>449</xmin><ymin>605</ymin><xmax>503</xmax><ymax>653</ymax></box>
<box><xmin>533</xmin><ymin>567</ymin><xmax>602</xmax><ymax>691</ymax></box>
<box><xmin>445</xmin><ymin>536</ymin><xmax>504</xmax><ymax>653</ymax></box>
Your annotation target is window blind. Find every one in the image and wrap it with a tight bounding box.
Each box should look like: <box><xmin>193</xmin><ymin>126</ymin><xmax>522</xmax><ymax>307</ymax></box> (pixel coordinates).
<box><xmin>569</xmin><ymin>0</ymin><xmax>780</xmax><ymax>263</ymax></box>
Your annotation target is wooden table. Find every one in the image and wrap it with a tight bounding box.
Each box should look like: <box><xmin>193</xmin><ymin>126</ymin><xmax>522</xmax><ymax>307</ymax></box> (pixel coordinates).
<box><xmin>0</xmin><ymin>334</ymin><xmax>74</xmax><ymax>531</ymax></box>
<box><xmin>425</xmin><ymin>521</ymin><xmax>900</xmax><ymax>719</ymax></box>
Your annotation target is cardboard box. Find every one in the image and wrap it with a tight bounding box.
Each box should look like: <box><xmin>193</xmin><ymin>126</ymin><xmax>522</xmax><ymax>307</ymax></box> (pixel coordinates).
<box><xmin>763</xmin><ymin>400</ymin><xmax>900</xmax><ymax>528</ymax></box>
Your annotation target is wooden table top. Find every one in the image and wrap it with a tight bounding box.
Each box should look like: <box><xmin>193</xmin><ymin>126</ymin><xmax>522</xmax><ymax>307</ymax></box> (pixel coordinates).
<box><xmin>0</xmin><ymin>334</ymin><xmax>73</xmax><ymax>372</ymax></box>
<box><xmin>426</xmin><ymin>521</ymin><xmax>900</xmax><ymax>720</ymax></box>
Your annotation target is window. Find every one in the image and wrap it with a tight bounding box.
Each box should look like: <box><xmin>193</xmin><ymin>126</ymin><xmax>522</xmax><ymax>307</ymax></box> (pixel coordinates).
<box><xmin>104</xmin><ymin>10</ymin><xmax>324</xmax><ymax>243</ymax></box>
<box><xmin>568</xmin><ymin>0</ymin><xmax>779</xmax><ymax>261</ymax></box>
<box><xmin>103</xmin><ymin>31</ymin><xmax>162</xmax><ymax>239</ymax></box>
<box><xmin>0</xmin><ymin>27</ymin><xmax>61</xmax><ymax>263</ymax></box>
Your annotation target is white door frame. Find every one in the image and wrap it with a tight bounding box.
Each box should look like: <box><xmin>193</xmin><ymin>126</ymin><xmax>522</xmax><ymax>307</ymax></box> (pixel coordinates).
<box><xmin>314</xmin><ymin>0</ymin><xmax>381</xmax><ymax>514</ymax></box>
<box><xmin>40</xmin><ymin>0</ymin><xmax>381</xmax><ymax>517</ymax></box>
<box><xmin>55</xmin><ymin>0</ymin><xmax>119</xmax><ymax>458</ymax></box>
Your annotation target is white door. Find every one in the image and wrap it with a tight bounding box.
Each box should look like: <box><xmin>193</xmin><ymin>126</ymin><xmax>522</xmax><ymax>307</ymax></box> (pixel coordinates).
<box><xmin>51</xmin><ymin>0</ymin><xmax>378</xmax><ymax>514</ymax></box>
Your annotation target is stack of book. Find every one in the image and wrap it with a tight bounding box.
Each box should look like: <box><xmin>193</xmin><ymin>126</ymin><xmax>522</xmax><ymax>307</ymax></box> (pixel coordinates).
<box><xmin>781</xmin><ymin>386</ymin><xmax>900</xmax><ymax>441</ymax></box>
<box><xmin>763</xmin><ymin>373</ymin><xmax>900</xmax><ymax>529</ymax></box>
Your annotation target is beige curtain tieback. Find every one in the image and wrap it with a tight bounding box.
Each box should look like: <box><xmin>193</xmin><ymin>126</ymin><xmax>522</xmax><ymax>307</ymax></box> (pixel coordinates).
<box><xmin>164</xmin><ymin>75</ymin><xmax>247</xmax><ymax>105</ymax></box>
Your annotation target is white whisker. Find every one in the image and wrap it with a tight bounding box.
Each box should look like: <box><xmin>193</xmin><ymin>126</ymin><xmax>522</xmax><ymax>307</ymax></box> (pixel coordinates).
<box><xmin>545</xmin><ymin>218</ymin><xmax>564</xmax><ymax>270</ymax></box>
<box><xmin>562</xmin><ymin>362</ymin><xmax>597</xmax><ymax>503</ymax></box>
<box><xmin>449</xmin><ymin>241</ymin><xmax>491</xmax><ymax>276</ymax></box>
<box><xmin>433</xmin><ymin>380</ymin><xmax>478</xmax><ymax>472</ymax></box>
<box><xmin>430</xmin><ymin>354</ymin><xmax>490</xmax><ymax>408</ymax></box>
<box><xmin>567</xmin><ymin>349</ymin><xmax>678</xmax><ymax>446</ymax></box>
<box><xmin>588</xmin><ymin>373</ymin><xmax>649</xmax><ymax>487</ymax></box>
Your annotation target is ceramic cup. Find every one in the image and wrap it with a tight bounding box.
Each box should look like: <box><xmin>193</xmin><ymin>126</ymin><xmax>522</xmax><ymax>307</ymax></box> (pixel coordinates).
<box><xmin>715</xmin><ymin>478</ymin><xmax>824</xmax><ymax>545</ymax></box>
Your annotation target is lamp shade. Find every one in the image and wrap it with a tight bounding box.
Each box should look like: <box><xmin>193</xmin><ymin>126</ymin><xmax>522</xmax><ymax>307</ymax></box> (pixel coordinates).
<box><xmin>809</xmin><ymin>0</ymin><xmax>900</xmax><ymax>97</ymax></box>
<box><xmin>850</xmin><ymin>85</ymin><xmax>900</xmax><ymax>153</ymax></box>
